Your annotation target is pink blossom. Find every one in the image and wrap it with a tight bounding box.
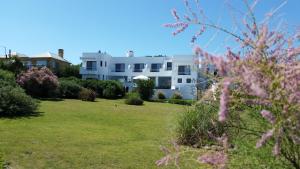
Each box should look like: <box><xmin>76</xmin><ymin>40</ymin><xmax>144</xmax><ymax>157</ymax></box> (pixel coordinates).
<box><xmin>218</xmin><ymin>79</ymin><xmax>231</xmax><ymax>122</ymax></box>
<box><xmin>256</xmin><ymin>129</ymin><xmax>274</xmax><ymax>148</ymax></box>
<box><xmin>198</xmin><ymin>151</ymin><xmax>227</xmax><ymax>168</ymax></box>
<box><xmin>260</xmin><ymin>110</ymin><xmax>276</xmax><ymax>124</ymax></box>
<box><xmin>273</xmin><ymin>140</ymin><xmax>280</xmax><ymax>156</ymax></box>
<box><xmin>171</xmin><ymin>9</ymin><xmax>180</xmax><ymax>21</ymax></box>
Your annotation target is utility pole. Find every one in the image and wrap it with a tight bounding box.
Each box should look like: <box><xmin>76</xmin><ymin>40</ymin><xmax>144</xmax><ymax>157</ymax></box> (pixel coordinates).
<box><xmin>0</xmin><ymin>45</ymin><xmax>7</xmax><ymax>59</ymax></box>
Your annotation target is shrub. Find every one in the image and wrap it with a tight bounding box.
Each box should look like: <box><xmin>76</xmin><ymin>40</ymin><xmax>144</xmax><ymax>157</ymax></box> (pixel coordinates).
<box><xmin>157</xmin><ymin>91</ymin><xmax>166</xmax><ymax>100</ymax></box>
<box><xmin>168</xmin><ymin>99</ymin><xmax>193</xmax><ymax>105</ymax></box>
<box><xmin>136</xmin><ymin>79</ymin><xmax>155</xmax><ymax>100</ymax></box>
<box><xmin>171</xmin><ymin>92</ymin><xmax>183</xmax><ymax>100</ymax></box>
<box><xmin>176</xmin><ymin>102</ymin><xmax>225</xmax><ymax>146</ymax></box>
<box><xmin>17</xmin><ymin>67</ymin><xmax>59</xmax><ymax>98</ymax></box>
<box><xmin>57</xmin><ymin>64</ymin><xmax>81</xmax><ymax>78</ymax></box>
<box><xmin>58</xmin><ymin>80</ymin><xmax>82</xmax><ymax>99</ymax></box>
<box><xmin>0</xmin><ymin>85</ymin><xmax>38</xmax><ymax>116</ymax></box>
<box><xmin>125</xmin><ymin>92</ymin><xmax>144</xmax><ymax>105</ymax></box>
<box><xmin>0</xmin><ymin>56</ymin><xmax>24</xmax><ymax>75</ymax></box>
<box><xmin>81</xmin><ymin>79</ymin><xmax>104</xmax><ymax>97</ymax></box>
<box><xmin>0</xmin><ymin>69</ymin><xmax>16</xmax><ymax>87</ymax></box>
<box><xmin>102</xmin><ymin>80</ymin><xmax>124</xmax><ymax>99</ymax></box>
<box><xmin>78</xmin><ymin>88</ymin><xmax>96</xmax><ymax>101</ymax></box>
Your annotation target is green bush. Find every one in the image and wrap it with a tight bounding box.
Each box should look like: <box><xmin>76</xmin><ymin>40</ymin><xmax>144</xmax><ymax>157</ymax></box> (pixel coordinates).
<box><xmin>81</xmin><ymin>79</ymin><xmax>104</xmax><ymax>97</ymax></box>
<box><xmin>136</xmin><ymin>79</ymin><xmax>155</xmax><ymax>100</ymax></box>
<box><xmin>125</xmin><ymin>92</ymin><xmax>144</xmax><ymax>105</ymax></box>
<box><xmin>157</xmin><ymin>91</ymin><xmax>166</xmax><ymax>100</ymax></box>
<box><xmin>168</xmin><ymin>99</ymin><xmax>193</xmax><ymax>105</ymax></box>
<box><xmin>102</xmin><ymin>80</ymin><xmax>124</xmax><ymax>99</ymax></box>
<box><xmin>176</xmin><ymin>102</ymin><xmax>225</xmax><ymax>146</ymax></box>
<box><xmin>58</xmin><ymin>64</ymin><xmax>81</xmax><ymax>78</ymax></box>
<box><xmin>78</xmin><ymin>88</ymin><xmax>96</xmax><ymax>102</ymax></box>
<box><xmin>171</xmin><ymin>92</ymin><xmax>183</xmax><ymax>100</ymax></box>
<box><xmin>0</xmin><ymin>56</ymin><xmax>24</xmax><ymax>75</ymax></box>
<box><xmin>58</xmin><ymin>80</ymin><xmax>82</xmax><ymax>99</ymax></box>
<box><xmin>0</xmin><ymin>85</ymin><xmax>38</xmax><ymax>116</ymax></box>
<box><xmin>0</xmin><ymin>69</ymin><xmax>16</xmax><ymax>87</ymax></box>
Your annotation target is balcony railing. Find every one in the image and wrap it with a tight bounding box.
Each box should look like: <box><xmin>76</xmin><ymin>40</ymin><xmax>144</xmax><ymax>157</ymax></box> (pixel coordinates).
<box><xmin>133</xmin><ymin>69</ymin><xmax>143</xmax><ymax>72</ymax></box>
<box><xmin>114</xmin><ymin>69</ymin><xmax>125</xmax><ymax>72</ymax></box>
<box><xmin>150</xmin><ymin>68</ymin><xmax>160</xmax><ymax>72</ymax></box>
<box><xmin>178</xmin><ymin>71</ymin><xmax>191</xmax><ymax>75</ymax></box>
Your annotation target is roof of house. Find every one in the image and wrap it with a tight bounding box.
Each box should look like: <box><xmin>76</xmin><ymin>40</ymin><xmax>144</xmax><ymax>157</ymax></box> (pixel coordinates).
<box><xmin>30</xmin><ymin>52</ymin><xmax>70</xmax><ymax>63</ymax></box>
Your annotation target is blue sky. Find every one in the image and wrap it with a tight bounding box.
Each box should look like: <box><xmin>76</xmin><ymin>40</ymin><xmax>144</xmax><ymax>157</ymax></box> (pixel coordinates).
<box><xmin>0</xmin><ymin>0</ymin><xmax>299</xmax><ymax>64</ymax></box>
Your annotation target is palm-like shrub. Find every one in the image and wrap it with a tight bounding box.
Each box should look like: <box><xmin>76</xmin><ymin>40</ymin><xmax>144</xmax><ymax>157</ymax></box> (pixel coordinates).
<box><xmin>78</xmin><ymin>88</ymin><xmax>96</xmax><ymax>101</ymax></box>
<box><xmin>125</xmin><ymin>92</ymin><xmax>143</xmax><ymax>105</ymax></box>
<box><xmin>17</xmin><ymin>67</ymin><xmax>59</xmax><ymax>98</ymax></box>
<box><xmin>177</xmin><ymin>102</ymin><xmax>224</xmax><ymax>146</ymax></box>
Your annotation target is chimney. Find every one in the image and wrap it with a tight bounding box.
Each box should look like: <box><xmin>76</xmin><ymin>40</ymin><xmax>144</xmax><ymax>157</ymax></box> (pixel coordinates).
<box><xmin>126</xmin><ymin>50</ymin><xmax>134</xmax><ymax>57</ymax></box>
<box><xmin>58</xmin><ymin>49</ymin><xmax>64</xmax><ymax>58</ymax></box>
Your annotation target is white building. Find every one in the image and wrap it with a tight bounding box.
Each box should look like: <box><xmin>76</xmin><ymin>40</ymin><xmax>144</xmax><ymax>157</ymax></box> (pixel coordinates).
<box><xmin>80</xmin><ymin>51</ymin><xmax>201</xmax><ymax>99</ymax></box>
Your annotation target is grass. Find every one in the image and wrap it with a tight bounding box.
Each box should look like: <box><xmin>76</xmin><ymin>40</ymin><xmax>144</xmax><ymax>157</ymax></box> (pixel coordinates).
<box><xmin>0</xmin><ymin>99</ymin><xmax>187</xmax><ymax>169</ymax></box>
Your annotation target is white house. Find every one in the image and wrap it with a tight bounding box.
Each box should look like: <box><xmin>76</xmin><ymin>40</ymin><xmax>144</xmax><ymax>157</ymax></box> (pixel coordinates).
<box><xmin>80</xmin><ymin>51</ymin><xmax>201</xmax><ymax>99</ymax></box>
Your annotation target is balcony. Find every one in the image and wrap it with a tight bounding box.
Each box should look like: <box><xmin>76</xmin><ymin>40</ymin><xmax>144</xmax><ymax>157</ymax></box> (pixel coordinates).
<box><xmin>80</xmin><ymin>67</ymin><xmax>97</xmax><ymax>74</ymax></box>
<box><xmin>150</xmin><ymin>68</ymin><xmax>160</xmax><ymax>72</ymax></box>
<box><xmin>113</xmin><ymin>69</ymin><xmax>125</xmax><ymax>72</ymax></box>
<box><xmin>178</xmin><ymin>71</ymin><xmax>191</xmax><ymax>75</ymax></box>
<box><xmin>133</xmin><ymin>69</ymin><xmax>143</xmax><ymax>72</ymax></box>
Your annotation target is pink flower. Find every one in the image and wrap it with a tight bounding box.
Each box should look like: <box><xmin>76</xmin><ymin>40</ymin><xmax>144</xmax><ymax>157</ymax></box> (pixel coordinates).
<box><xmin>260</xmin><ymin>110</ymin><xmax>276</xmax><ymax>124</ymax></box>
<box><xmin>198</xmin><ymin>151</ymin><xmax>227</xmax><ymax>168</ymax></box>
<box><xmin>218</xmin><ymin>79</ymin><xmax>231</xmax><ymax>122</ymax></box>
<box><xmin>256</xmin><ymin>129</ymin><xmax>274</xmax><ymax>148</ymax></box>
<box><xmin>171</xmin><ymin>9</ymin><xmax>180</xmax><ymax>21</ymax></box>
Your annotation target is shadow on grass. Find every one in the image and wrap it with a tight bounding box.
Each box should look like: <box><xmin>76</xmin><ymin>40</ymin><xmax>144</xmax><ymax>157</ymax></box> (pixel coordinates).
<box><xmin>0</xmin><ymin>111</ymin><xmax>44</xmax><ymax>119</ymax></box>
<box><xmin>38</xmin><ymin>98</ymin><xmax>64</xmax><ymax>101</ymax></box>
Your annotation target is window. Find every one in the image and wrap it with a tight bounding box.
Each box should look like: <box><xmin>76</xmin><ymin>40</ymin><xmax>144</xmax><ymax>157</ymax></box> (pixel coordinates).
<box><xmin>178</xmin><ymin>65</ymin><xmax>191</xmax><ymax>75</ymax></box>
<box><xmin>105</xmin><ymin>61</ymin><xmax>107</xmax><ymax>67</ymax></box>
<box><xmin>167</xmin><ymin>62</ymin><xmax>172</xmax><ymax>70</ymax></box>
<box><xmin>150</xmin><ymin>63</ymin><xmax>162</xmax><ymax>72</ymax></box>
<box><xmin>134</xmin><ymin>63</ymin><xmax>144</xmax><ymax>72</ymax></box>
<box><xmin>186</xmin><ymin>78</ymin><xmax>191</xmax><ymax>83</ymax></box>
<box><xmin>86</xmin><ymin>61</ymin><xmax>97</xmax><ymax>70</ymax></box>
<box><xmin>177</xmin><ymin>78</ymin><xmax>182</xmax><ymax>83</ymax></box>
<box><xmin>100</xmin><ymin>61</ymin><xmax>103</xmax><ymax>67</ymax></box>
<box><xmin>103</xmin><ymin>75</ymin><xmax>105</xmax><ymax>80</ymax></box>
<box><xmin>157</xmin><ymin>77</ymin><xmax>171</xmax><ymax>89</ymax></box>
<box><xmin>115</xmin><ymin>63</ymin><xmax>125</xmax><ymax>72</ymax></box>
<box><xmin>36</xmin><ymin>60</ymin><xmax>47</xmax><ymax>67</ymax></box>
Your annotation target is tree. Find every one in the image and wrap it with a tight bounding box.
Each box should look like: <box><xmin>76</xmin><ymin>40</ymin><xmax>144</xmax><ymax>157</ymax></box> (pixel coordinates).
<box><xmin>17</xmin><ymin>67</ymin><xmax>59</xmax><ymax>98</ymax></box>
<box><xmin>0</xmin><ymin>56</ymin><xmax>25</xmax><ymax>76</ymax></box>
<box><xmin>136</xmin><ymin>79</ymin><xmax>155</xmax><ymax>100</ymax></box>
<box><xmin>158</xmin><ymin>0</ymin><xmax>300</xmax><ymax>168</ymax></box>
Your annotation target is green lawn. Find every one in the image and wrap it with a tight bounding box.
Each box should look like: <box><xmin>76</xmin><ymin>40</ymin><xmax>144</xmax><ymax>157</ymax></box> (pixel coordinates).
<box><xmin>0</xmin><ymin>99</ymin><xmax>186</xmax><ymax>169</ymax></box>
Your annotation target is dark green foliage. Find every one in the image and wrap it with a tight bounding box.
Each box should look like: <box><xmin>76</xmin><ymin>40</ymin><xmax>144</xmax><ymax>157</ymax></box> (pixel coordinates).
<box><xmin>171</xmin><ymin>92</ymin><xmax>183</xmax><ymax>100</ymax></box>
<box><xmin>168</xmin><ymin>99</ymin><xmax>193</xmax><ymax>105</ymax></box>
<box><xmin>102</xmin><ymin>80</ymin><xmax>124</xmax><ymax>99</ymax></box>
<box><xmin>78</xmin><ymin>88</ymin><xmax>96</xmax><ymax>102</ymax></box>
<box><xmin>136</xmin><ymin>79</ymin><xmax>155</xmax><ymax>100</ymax></box>
<box><xmin>80</xmin><ymin>79</ymin><xmax>104</xmax><ymax>97</ymax></box>
<box><xmin>0</xmin><ymin>85</ymin><xmax>38</xmax><ymax>116</ymax></box>
<box><xmin>176</xmin><ymin>102</ymin><xmax>225</xmax><ymax>146</ymax></box>
<box><xmin>58</xmin><ymin>80</ymin><xmax>82</xmax><ymax>98</ymax></box>
<box><xmin>58</xmin><ymin>64</ymin><xmax>81</xmax><ymax>78</ymax></box>
<box><xmin>157</xmin><ymin>91</ymin><xmax>166</xmax><ymax>100</ymax></box>
<box><xmin>125</xmin><ymin>92</ymin><xmax>143</xmax><ymax>105</ymax></box>
<box><xmin>0</xmin><ymin>56</ymin><xmax>24</xmax><ymax>75</ymax></box>
<box><xmin>0</xmin><ymin>69</ymin><xmax>17</xmax><ymax>87</ymax></box>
